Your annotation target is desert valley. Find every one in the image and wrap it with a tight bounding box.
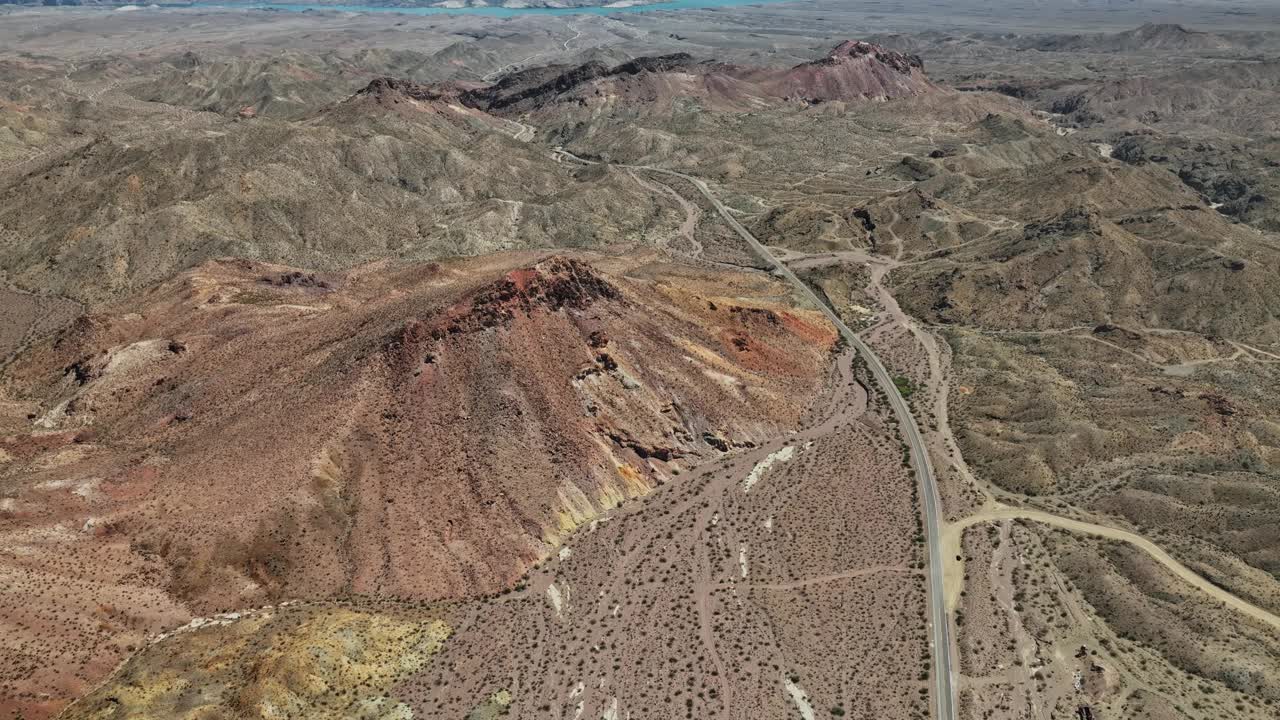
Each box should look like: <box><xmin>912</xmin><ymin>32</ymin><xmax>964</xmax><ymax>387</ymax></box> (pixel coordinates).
<box><xmin>2</xmin><ymin>1</ymin><xmax>1280</xmax><ymax>719</ymax></box>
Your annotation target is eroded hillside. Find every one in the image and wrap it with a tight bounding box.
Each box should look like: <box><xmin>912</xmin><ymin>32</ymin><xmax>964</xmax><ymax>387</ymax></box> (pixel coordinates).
<box><xmin>0</xmin><ymin>249</ymin><xmax>841</xmax><ymax>715</ymax></box>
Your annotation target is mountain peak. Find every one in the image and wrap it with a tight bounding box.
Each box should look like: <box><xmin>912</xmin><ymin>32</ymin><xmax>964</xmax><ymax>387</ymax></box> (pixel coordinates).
<box><xmin>771</xmin><ymin>39</ymin><xmax>934</xmax><ymax>102</ymax></box>
<box><xmin>1131</xmin><ymin>22</ymin><xmax>1192</xmax><ymax>35</ymax></box>
<box><xmin>425</xmin><ymin>256</ymin><xmax>623</xmax><ymax>341</ymax></box>
<box><xmin>353</xmin><ymin>76</ymin><xmax>465</xmax><ymax>105</ymax></box>
<box><xmin>818</xmin><ymin>40</ymin><xmax>925</xmax><ymax>74</ymax></box>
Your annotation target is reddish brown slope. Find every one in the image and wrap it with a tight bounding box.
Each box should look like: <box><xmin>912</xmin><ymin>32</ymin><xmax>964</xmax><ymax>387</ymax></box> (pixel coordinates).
<box><xmin>766</xmin><ymin>40</ymin><xmax>935</xmax><ymax>102</ymax></box>
<box><xmin>0</xmin><ymin>250</ymin><xmax>835</xmax><ymax>718</ymax></box>
<box><xmin>461</xmin><ymin>40</ymin><xmax>936</xmax><ymax>115</ymax></box>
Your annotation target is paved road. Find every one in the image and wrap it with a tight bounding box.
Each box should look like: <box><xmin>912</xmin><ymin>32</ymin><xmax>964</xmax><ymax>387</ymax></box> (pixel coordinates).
<box><xmin>555</xmin><ymin>149</ymin><xmax>958</xmax><ymax>720</ymax></box>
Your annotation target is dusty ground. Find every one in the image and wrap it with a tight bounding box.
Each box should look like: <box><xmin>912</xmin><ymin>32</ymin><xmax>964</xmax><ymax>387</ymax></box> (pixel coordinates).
<box><xmin>0</xmin><ymin>289</ymin><xmax>79</xmax><ymax>366</ymax></box>
<box><xmin>951</xmin><ymin>521</ymin><xmax>1280</xmax><ymax>720</ymax></box>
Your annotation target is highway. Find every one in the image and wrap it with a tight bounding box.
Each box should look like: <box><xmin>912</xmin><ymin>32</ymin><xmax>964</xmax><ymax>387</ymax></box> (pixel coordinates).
<box><xmin>554</xmin><ymin>149</ymin><xmax>958</xmax><ymax>720</ymax></box>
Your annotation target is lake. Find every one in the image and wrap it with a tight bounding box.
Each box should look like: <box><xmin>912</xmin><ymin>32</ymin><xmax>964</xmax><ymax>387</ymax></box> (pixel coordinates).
<box><xmin>195</xmin><ymin>0</ymin><xmax>788</xmax><ymax>17</ymax></box>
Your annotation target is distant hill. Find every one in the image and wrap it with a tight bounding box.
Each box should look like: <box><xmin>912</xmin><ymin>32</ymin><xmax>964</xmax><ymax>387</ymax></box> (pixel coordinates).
<box><xmin>463</xmin><ymin>40</ymin><xmax>937</xmax><ymax>115</ymax></box>
<box><xmin>0</xmin><ymin>78</ymin><xmax>663</xmax><ymax>305</ymax></box>
<box><xmin>1025</xmin><ymin>23</ymin><xmax>1243</xmax><ymax>52</ymax></box>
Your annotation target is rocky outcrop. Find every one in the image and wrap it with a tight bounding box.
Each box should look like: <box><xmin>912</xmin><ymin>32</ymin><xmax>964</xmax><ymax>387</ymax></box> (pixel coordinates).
<box><xmin>804</xmin><ymin>40</ymin><xmax>924</xmax><ymax>75</ymax></box>
<box><xmin>351</xmin><ymin>76</ymin><xmax>467</xmax><ymax>106</ymax></box>
<box><xmin>766</xmin><ymin>40</ymin><xmax>935</xmax><ymax>102</ymax></box>
<box><xmin>430</xmin><ymin>257</ymin><xmax>622</xmax><ymax>339</ymax></box>
<box><xmin>462</xmin><ymin>54</ymin><xmax>699</xmax><ymax>112</ymax></box>
<box><xmin>464</xmin><ymin>41</ymin><xmax>935</xmax><ymax>114</ymax></box>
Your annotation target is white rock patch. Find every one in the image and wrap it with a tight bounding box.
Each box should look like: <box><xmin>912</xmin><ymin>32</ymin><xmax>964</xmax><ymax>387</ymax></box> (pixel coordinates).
<box><xmin>784</xmin><ymin>678</ymin><xmax>816</xmax><ymax>720</ymax></box>
<box><xmin>569</xmin><ymin>681</ymin><xmax>585</xmax><ymax>719</ymax></box>
<box><xmin>742</xmin><ymin>446</ymin><xmax>795</xmax><ymax>492</ymax></box>
<box><xmin>547</xmin><ymin>583</ymin><xmax>567</xmax><ymax>617</ymax></box>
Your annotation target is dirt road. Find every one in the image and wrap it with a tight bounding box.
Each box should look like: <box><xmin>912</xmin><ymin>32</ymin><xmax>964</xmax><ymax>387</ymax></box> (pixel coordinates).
<box><xmin>942</xmin><ymin>505</ymin><xmax>1280</xmax><ymax>633</ymax></box>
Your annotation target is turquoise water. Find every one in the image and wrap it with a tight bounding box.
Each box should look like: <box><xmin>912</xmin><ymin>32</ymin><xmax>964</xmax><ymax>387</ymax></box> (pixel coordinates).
<box><xmin>200</xmin><ymin>0</ymin><xmax>786</xmax><ymax>16</ymax></box>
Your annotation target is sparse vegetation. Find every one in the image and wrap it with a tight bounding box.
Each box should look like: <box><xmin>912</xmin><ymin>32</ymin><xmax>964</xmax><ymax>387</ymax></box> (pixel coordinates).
<box><xmin>3</xmin><ymin>6</ymin><xmax>1279</xmax><ymax>719</ymax></box>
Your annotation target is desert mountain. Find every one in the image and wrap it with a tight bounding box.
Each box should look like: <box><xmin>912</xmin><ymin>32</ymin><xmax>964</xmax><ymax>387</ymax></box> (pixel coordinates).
<box><xmin>1110</xmin><ymin>131</ymin><xmax>1280</xmax><ymax>230</ymax></box>
<box><xmin>461</xmin><ymin>40</ymin><xmax>935</xmax><ymax>115</ymax></box>
<box><xmin>129</xmin><ymin>51</ymin><xmax>369</xmax><ymax>120</ymax></box>
<box><xmin>0</xmin><ymin>79</ymin><xmax>667</xmax><ymax>306</ymax></box>
<box><xmin>1112</xmin><ymin>22</ymin><xmax>1231</xmax><ymax>50</ymax></box>
<box><xmin>0</xmin><ymin>250</ymin><xmax>835</xmax><ymax>712</ymax></box>
<box><xmin>1070</xmin><ymin>60</ymin><xmax>1280</xmax><ymax>134</ymax></box>
<box><xmin>1027</xmin><ymin>23</ymin><xmax>1243</xmax><ymax>53</ymax></box>
<box><xmin>879</xmin><ymin>140</ymin><xmax>1280</xmax><ymax>341</ymax></box>
<box><xmin>763</xmin><ymin>40</ymin><xmax>934</xmax><ymax>102</ymax></box>
<box><xmin>0</xmin><ymin>39</ymin><xmax>939</xmax><ymax>310</ymax></box>
<box><xmin>124</xmin><ymin>48</ymin><xmax>464</xmax><ymax>120</ymax></box>
<box><xmin>891</xmin><ymin>204</ymin><xmax>1280</xmax><ymax>338</ymax></box>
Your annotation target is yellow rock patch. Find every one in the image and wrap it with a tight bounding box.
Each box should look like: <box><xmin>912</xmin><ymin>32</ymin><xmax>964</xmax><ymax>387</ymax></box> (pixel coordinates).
<box><xmin>63</xmin><ymin>606</ymin><xmax>450</xmax><ymax>720</ymax></box>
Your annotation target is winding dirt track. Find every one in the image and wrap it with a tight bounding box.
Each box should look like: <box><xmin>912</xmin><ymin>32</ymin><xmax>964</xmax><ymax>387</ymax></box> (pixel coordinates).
<box><xmin>942</xmin><ymin>506</ymin><xmax>1280</xmax><ymax>633</ymax></box>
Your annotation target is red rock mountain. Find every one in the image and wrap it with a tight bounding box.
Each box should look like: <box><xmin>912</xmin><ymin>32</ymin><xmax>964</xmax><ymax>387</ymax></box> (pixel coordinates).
<box><xmin>0</xmin><ymin>250</ymin><xmax>836</xmax><ymax>710</ymax></box>
<box><xmin>765</xmin><ymin>40</ymin><xmax>934</xmax><ymax>102</ymax></box>
<box><xmin>460</xmin><ymin>40</ymin><xmax>936</xmax><ymax>114</ymax></box>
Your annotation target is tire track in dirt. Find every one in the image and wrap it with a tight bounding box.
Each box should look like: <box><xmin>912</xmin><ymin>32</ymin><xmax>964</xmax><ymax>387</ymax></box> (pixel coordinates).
<box><xmin>942</xmin><ymin>505</ymin><xmax>1280</xmax><ymax>633</ymax></box>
